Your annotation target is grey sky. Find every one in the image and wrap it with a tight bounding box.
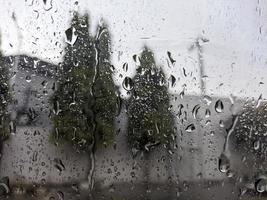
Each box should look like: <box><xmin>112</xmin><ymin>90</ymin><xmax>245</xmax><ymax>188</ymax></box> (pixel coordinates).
<box><xmin>0</xmin><ymin>0</ymin><xmax>267</xmax><ymax>99</ymax></box>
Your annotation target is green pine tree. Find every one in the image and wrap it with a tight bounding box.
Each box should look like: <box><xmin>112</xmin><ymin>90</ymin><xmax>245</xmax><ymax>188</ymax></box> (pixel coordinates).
<box><xmin>0</xmin><ymin>34</ymin><xmax>11</xmax><ymax>139</ymax></box>
<box><xmin>51</xmin><ymin>12</ymin><xmax>117</xmax><ymax>148</ymax></box>
<box><xmin>127</xmin><ymin>47</ymin><xmax>174</xmax><ymax>195</ymax></box>
<box><xmin>127</xmin><ymin>47</ymin><xmax>174</xmax><ymax>153</ymax></box>
<box><xmin>93</xmin><ymin>23</ymin><xmax>118</xmax><ymax>146</ymax></box>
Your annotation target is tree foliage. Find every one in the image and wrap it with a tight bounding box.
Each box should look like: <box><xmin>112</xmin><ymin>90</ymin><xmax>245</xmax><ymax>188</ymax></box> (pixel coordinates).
<box><xmin>0</xmin><ymin>35</ymin><xmax>11</xmax><ymax>139</ymax></box>
<box><xmin>51</xmin><ymin>12</ymin><xmax>117</xmax><ymax>148</ymax></box>
<box><xmin>127</xmin><ymin>47</ymin><xmax>174</xmax><ymax>153</ymax></box>
<box><xmin>229</xmin><ymin>102</ymin><xmax>267</xmax><ymax>179</ymax></box>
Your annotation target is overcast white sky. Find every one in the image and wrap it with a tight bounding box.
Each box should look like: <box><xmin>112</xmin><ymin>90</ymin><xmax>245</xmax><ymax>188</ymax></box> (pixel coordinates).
<box><xmin>0</xmin><ymin>0</ymin><xmax>267</xmax><ymax>99</ymax></box>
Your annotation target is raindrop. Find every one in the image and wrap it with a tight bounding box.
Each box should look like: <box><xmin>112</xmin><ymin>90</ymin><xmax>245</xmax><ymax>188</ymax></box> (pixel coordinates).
<box><xmin>167</xmin><ymin>51</ymin><xmax>176</xmax><ymax>65</ymax></box>
<box><xmin>185</xmin><ymin>124</ymin><xmax>195</xmax><ymax>132</ymax></box>
<box><xmin>218</xmin><ymin>153</ymin><xmax>230</xmax><ymax>173</ymax></box>
<box><xmin>239</xmin><ymin>187</ymin><xmax>248</xmax><ymax>197</ymax></box>
<box><xmin>203</xmin><ymin>95</ymin><xmax>212</xmax><ymax>105</ymax></box>
<box><xmin>177</xmin><ymin>104</ymin><xmax>184</xmax><ymax>119</ymax></box>
<box><xmin>182</xmin><ymin>68</ymin><xmax>187</xmax><ymax>77</ymax></box>
<box><xmin>54</xmin><ymin>158</ymin><xmax>65</xmax><ymax>172</ymax></box>
<box><xmin>256</xmin><ymin>94</ymin><xmax>263</xmax><ymax>108</ymax></box>
<box><xmin>253</xmin><ymin>140</ymin><xmax>260</xmax><ymax>150</ymax></box>
<box><xmin>53</xmin><ymin>100</ymin><xmax>60</xmax><ymax>115</ymax></box>
<box><xmin>65</xmin><ymin>27</ymin><xmax>78</xmax><ymax>45</ymax></box>
<box><xmin>41</xmin><ymin>178</ymin><xmax>46</xmax><ymax>185</ymax></box>
<box><xmin>215</xmin><ymin>100</ymin><xmax>224</xmax><ymax>113</ymax></box>
<box><xmin>33</xmin><ymin>60</ymin><xmax>38</xmax><ymax>69</ymax></box>
<box><xmin>219</xmin><ymin>120</ymin><xmax>225</xmax><ymax>127</ymax></box>
<box><xmin>159</xmin><ymin>76</ymin><xmax>165</xmax><ymax>86</ymax></box>
<box><xmin>133</xmin><ymin>54</ymin><xmax>138</xmax><ymax>62</ymax></box>
<box><xmin>0</xmin><ymin>177</ymin><xmax>10</xmax><ymax>195</ymax></box>
<box><xmin>192</xmin><ymin>104</ymin><xmax>200</xmax><ymax>119</ymax></box>
<box><xmin>41</xmin><ymin>80</ymin><xmax>48</xmax><ymax>88</ymax></box>
<box><xmin>255</xmin><ymin>178</ymin><xmax>266</xmax><ymax>193</ymax></box>
<box><xmin>43</xmin><ymin>0</ymin><xmax>52</xmax><ymax>11</ymax></box>
<box><xmin>110</xmin><ymin>65</ymin><xmax>115</xmax><ymax>72</ymax></box>
<box><xmin>226</xmin><ymin>170</ymin><xmax>234</xmax><ymax>178</ymax></box>
<box><xmin>25</xmin><ymin>75</ymin><xmax>32</xmax><ymax>83</ymax></box>
<box><xmin>9</xmin><ymin>121</ymin><xmax>16</xmax><ymax>135</ymax></box>
<box><xmin>205</xmin><ymin>120</ymin><xmax>211</xmax><ymax>126</ymax></box>
<box><xmin>123</xmin><ymin>63</ymin><xmax>128</xmax><ymax>72</ymax></box>
<box><xmin>122</xmin><ymin>77</ymin><xmax>133</xmax><ymax>91</ymax></box>
<box><xmin>33</xmin><ymin>10</ymin><xmax>39</xmax><ymax>19</ymax></box>
<box><xmin>32</xmin><ymin>151</ymin><xmax>38</xmax><ymax>162</ymax></box>
<box><xmin>168</xmin><ymin>75</ymin><xmax>176</xmax><ymax>88</ymax></box>
<box><xmin>56</xmin><ymin>191</ymin><xmax>64</xmax><ymax>200</ymax></box>
<box><xmin>180</xmin><ymin>90</ymin><xmax>185</xmax><ymax>99</ymax></box>
<box><xmin>205</xmin><ymin>109</ymin><xmax>211</xmax><ymax>118</ymax></box>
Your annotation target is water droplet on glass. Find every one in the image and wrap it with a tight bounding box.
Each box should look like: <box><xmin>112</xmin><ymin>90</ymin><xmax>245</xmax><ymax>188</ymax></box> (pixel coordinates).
<box><xmin>180</xmin><ymin>90</ymin><xmax>185</xmax><ymax>99</ymax></box>
<box><xmin>219</xmin><ymin>120</ymin><xmax>225</xmax><ymax>127</ymax></box>
<box><xmin>203</xmin><ymin>95</ymin><xmax>212</xmax><ymax>105</ymax></box>
<box><xmin>215</xmin><ymin>100</ymin><xmax>224</xmax><ymax>113</ymax></box>
<box><xmin>9</xmin><ymin>121</ymin><xmax>16</xmax><ymax>135</ymax></box>
<box><xmin>167</xmin><ymin>51</ymin><xmax>176</xmax><ymax>65</ymax></box>
<box><xmin>53</xmin><ymin>100</ymin><xmax>60</xmax><ymax>115</ymax></box>
<box><xmin>133</xmin><ymin>54</ymin><xmax>138</xmax><ymax>62</ymax></box>
<box><xmin>240</xmin><ymin>187</ymin><xmax>248</xmax><ymax>197</ymax></box>
<box><xmin>41</xmin><ymin>178</ymin><xmax>46</xmax><ymax>185</ymax></box>
<box><xmin>205</xmin><ymin>109</ymin><xmax>211</xmax><ymax>118</ymax></box>
<box><xmin>256</xmin><ymin>94</ymin><xmax>263</xmax><ymax>108</ymax></box>
<box><xmin>122</xmin><ymin>77</ymin><xmax>133</xmax><ymax>91</ymax></box>
<box><xmin>192</xmin><ymin>104</ymin><xmax>200</xmax><ymax>119</ymax></box>
<box><xmin>32</xmin><ymin>151</ymin><xmax>38</xmax><ymax>162</ymax></box>
<box><xmin>218</xmin><ymin>153</ymin><xmax>230</xmax><ymax>173</ymax></box>
<box><xmin>226</xmin><ymin>170</ymin><xmax>234</xmax><ymax>178</ymax></box>
<box><xmin>159</xmin><ymin>76</ymin><xmax>165</xmax><ymax>86</ymax></box>
<box><xmin>54</xmin><ymin>158</ymin><xmax>65</xmax><ymax>173</ymax></box>
<box><xmin>205</xmin><ymin>120</ymin><xmax>211</xmax><ymax>126</ymax></box>
<box><xmin>255</xmin><ymin>178</ymin><xmax>266</xmax><ymax>193</ymax></box>
<box><xmin>253</xmin><ymin>140</ymin><xmax>260</xmax><ymax>150</ymax></box>
<box><xmin>43</xmin><ymin>0</ymin><xmax>52</xmax><ymax>11</ymax></box>
<box><xmin>123</xmin><ymin>62</ymin><xmax>128</xmax><ymax>72</ymax></box>
<box><xmin>185</xmin><ymin>124</ymin><xmax>195</xmax><ymax>133</ymax></box>
<box><xmin>65</xmin><ymin>27</ymin><xmax>78</xmax><ymax>45</ymax></box>
<box><xmin>41</xmin><ymin>80</ymin><xmax>48</xmax><ymax>88</ymax></box>
<box><xmin>168</xmin><ymin>75</ymin><xmax>176</xmax><ymax>88</ymax></box>
<box><xmin>25</xmin><ymin>75</ymin><xmax>31</xmax><ymax>83</ymax></box>
<box><xmin>0</xmin><ymin>177</ymin><xmax>10</xmax><ymax>195</ymax></box>
<box><xmin>33</xmin><ymin>60</ymin><xmax>38</xmax><ymax>69</ymax></box>
<box><xmin>56</xmin><ymin>191</ymin><xmax>64</xmax><ymax>200</ymax></box>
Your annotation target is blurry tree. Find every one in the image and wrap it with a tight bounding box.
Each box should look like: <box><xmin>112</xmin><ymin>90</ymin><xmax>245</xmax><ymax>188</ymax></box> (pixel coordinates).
<box><xmin>127</xmin><ymin>47</ymin><xmax>174</xmax><ymax>194</ymax></box>
<box><xmin>0</xmin><ymin>34</ymin><xmax>11</xmax><ymax>139</ymax></box>
<box><xmin>51</xmin><ymin>12</ymin><xmax>118</xmax><ymax>149</ymax></box>
<box><xmin>230</xmin><ymin>102</ymin><xmax>267</xmax><ymax>184</ymax></box>
<box><xmin>127</xmin><ymin>47</ymin><xmax>174</xmax><ymax>154</ymax></box>
<box><xmin>51</xmin><ymin>12</ymin><xmax>118</xmax><ymax>191</ymax></box>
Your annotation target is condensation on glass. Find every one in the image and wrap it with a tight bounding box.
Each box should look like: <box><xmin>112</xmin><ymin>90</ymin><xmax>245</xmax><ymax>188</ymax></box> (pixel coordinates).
<box><xmin>0</xmin><ymin>0</ymin><xmax>266</xmax><ymax>199</ymax></box>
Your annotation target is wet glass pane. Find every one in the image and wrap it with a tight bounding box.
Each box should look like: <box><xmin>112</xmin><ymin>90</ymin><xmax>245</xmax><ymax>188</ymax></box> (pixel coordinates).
<box><xmin>0</xmin><ymin>0</ymin><xmax>267</xmax><ymax>199</ymax></box>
